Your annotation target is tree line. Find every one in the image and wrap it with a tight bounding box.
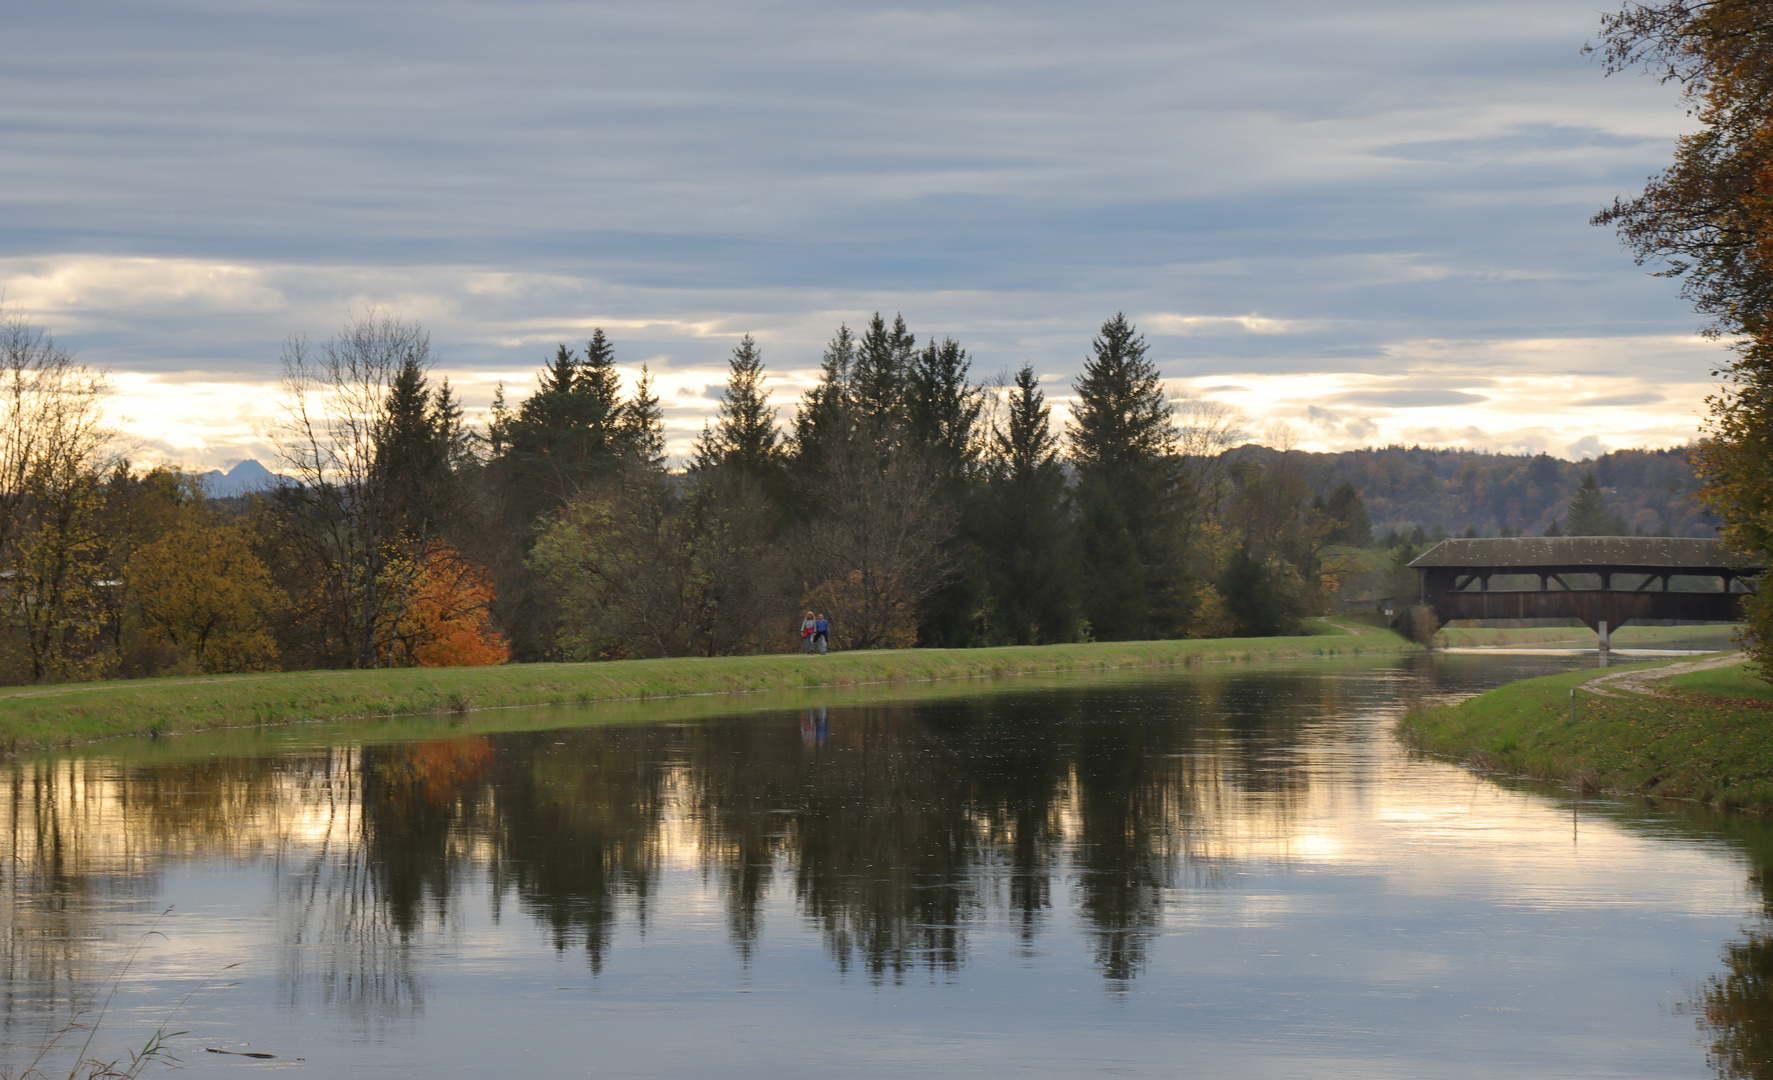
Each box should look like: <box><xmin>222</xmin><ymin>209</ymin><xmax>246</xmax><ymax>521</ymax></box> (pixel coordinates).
<box><xmin>497</xmin><ymin>309</ymin><xmax>1333</xmax><ymax>658</ymax></box>
<box><xmin>1241</xmin><ymin>444</ymin><xmax>1714</xmax><ymax>541</ymax></box>
<box><xmin>0</xmin><ymin>307</ymin><xmax>1371</xmax><ymax>682</ymax></box>
<box><xmin>0</xmin><ymin>302</ymin><xmax>1684</xmax><ymax>683</ymax></box>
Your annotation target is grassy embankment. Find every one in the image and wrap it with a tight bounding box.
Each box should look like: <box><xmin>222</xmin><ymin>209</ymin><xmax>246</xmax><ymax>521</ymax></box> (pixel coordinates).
<box><xmin>0</xmin><ymin>619</ymin><xmax>1412</xmax><ymax>754</ymax></box>
<box><xmin>1400</xmin><ymin>654</ymin><xmax>1773</xmax><ymax>810</ymax></box>
<box><xmin>1434</xmin><ymin>623</ymin><xmax>1739</xmax><ymax>649</ymax></box>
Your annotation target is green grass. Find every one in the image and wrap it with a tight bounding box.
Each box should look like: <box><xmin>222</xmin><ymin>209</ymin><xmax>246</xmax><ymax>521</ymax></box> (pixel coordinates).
<box><xmin>1434</xmin><ymin>623</ymin><xmax>1742</xmax><ymax>649</ymax></box>
<box><xmin>1399</xmin><ymin>654</ymin><xmax>1773</xmax><ymax>811</ymax></box>
<box><xmin>1668</xmin><ymin>662</ymin><xmax>1773</xmax><ymax>702</ymax></box>
<box><xmin>0</xmin><ymin>621</ymin><xmax>1414</xmax><ymax>754</ymax></box>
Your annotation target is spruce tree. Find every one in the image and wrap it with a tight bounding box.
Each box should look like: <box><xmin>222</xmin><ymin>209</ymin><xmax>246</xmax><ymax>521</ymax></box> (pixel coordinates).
<box><xmin>1323</xmin><ymin>481</ymin><xmax>1373</xmax><ymax>547</ymax></box>
<box><xmin>375</xmin><ymin>356</ymin><xmax>450</xmax><ymax>539</ymax></box>
<box><xmin>621</xmin><ymin>364</ymin><xmax>666</xmax><ymax>470</ymax></box>
<box><xmin>577</xmin><ymin>328</ymin><xmax>626</xmax><ymax>456</ymax></box>
<box><xmin>486</xmin><ymin>383</ymin><xmax>510</xmax><ymax>457</ymax></box>
<box><xmin>694</xmin><ymin>335</ymin><xmax>782</xmax><ymax>477</ymax></box>
<box><xmin>496</xmin><ymin>329</ymin><xmax>631</xmax><ymax>503</ymax></box>
<box><xmin>981</xmin><ymin>364</ymin><xmax>1077</xmax><ymax>643</ymax></box>
<box><xmin>1066</xmin><ymin>313</ymin><xmax>1180</xmax><ymax>639</ymax></box>
<box><xmin>1068</xmin><ymin>314</ymin><xmax>1176</xmax><ymax>480</ymax></box>
<box><xmin>1560</xmin><ymin>472</ymin><xmax>1629</xmax><ymax>535</ymax></box>
<box><xmin>791</xmin><ymin>324</ymin><xmax>858</xmax><ymax>476</ymax></box>
<box><xmin>906</xmin><ymin>337</ymin><xmax>983</xmax><ymax>483</ymax></box>
<box><xmin>853</xmin><ymin>312</ymin><xmax>915</xmax><ymax>429</ymax></box>
<box><xmin>904</xmin><ymin>335</ymin><xmax>986</xmax><ymax>646</ymax></box>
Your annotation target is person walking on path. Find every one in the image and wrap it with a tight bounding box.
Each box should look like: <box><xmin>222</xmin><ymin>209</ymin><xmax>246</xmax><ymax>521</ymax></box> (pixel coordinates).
<box><xmin>814</xmin><ymin>614</ymin><xmax>830</xmax><ymax>655</ymax></box>
<box><xmin>799</xmin><ymin>611</ymin><xmax>818</xmax><ymax>654</ymax></box>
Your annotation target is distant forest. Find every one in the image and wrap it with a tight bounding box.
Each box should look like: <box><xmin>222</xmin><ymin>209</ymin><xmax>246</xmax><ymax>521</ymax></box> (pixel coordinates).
<box><xmin>1233</xmin><ymin>444</ymin><xmax>1714</xmax><ymax>542</ymax></box>
<box><xmin>0</xmin><ymin>307</ymin><xmax>1710</xmax><ymax>684</ymax></box>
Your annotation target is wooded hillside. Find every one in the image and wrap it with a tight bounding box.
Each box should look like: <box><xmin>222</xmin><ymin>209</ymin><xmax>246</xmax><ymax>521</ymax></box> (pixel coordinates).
<box><xmin>1232</xmin><ymin>445</ymin><xmax>1713</xmax><ymax>540</ymax></box>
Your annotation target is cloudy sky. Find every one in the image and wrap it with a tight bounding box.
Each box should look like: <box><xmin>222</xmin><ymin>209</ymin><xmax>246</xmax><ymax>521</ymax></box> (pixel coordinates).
<box><xmin>0</xmin><ymin>0</ymin><xmax>1716</xmax><ymax>467</ymax></box>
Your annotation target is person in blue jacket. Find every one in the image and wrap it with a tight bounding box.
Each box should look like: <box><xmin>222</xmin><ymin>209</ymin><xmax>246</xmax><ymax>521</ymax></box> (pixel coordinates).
<box><xmin>814</xmin><ymin>614</ymin><xmax>830</xmax><ymax>655</ymax></box>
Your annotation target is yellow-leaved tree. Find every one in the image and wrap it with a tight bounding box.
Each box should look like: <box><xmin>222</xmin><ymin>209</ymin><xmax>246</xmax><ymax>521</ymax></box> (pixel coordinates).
<box><xmin>127</xmin><ymin>518</ymin><xmax>283</xmax><ymax>673</ymax></box>
<box><xmin>1592</xmin><ymin>0</ymin><xmax>1773</xmax><ymax>671</ymax></box>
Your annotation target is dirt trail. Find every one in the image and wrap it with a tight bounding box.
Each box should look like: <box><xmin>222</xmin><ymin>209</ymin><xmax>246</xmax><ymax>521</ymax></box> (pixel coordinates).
<box><xmin>1583</xmin><ymin>652</ymin><xmax>1746</xmax><ymax>698</ymax></box>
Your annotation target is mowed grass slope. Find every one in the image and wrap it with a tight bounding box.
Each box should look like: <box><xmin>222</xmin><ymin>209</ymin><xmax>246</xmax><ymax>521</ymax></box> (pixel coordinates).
<box><xmin>1434</xmin><ymin>623</ymin><xmax>1740</xmax><ymax>649</ymax></box>
<box><xmin>1400</xmin><ymin>655</ymin><xmax>1773</xmax><ymax>811</ymax></box>
<box><xmin>0</xmin><ymin>621</ymin><xmax>1413</xmax><ymax>753</ymax></box>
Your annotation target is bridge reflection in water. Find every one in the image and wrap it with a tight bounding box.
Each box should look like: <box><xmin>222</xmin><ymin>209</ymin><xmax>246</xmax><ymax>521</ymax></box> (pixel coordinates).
<box><xmin>1411</xmin><ymin>537</ymin><xmax>1762</xmax><ymax>647</ymax></box>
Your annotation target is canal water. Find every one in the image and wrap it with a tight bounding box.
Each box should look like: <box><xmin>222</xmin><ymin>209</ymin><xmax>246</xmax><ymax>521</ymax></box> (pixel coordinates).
<box><xmin>4</xmin><ymin>650</ymin><xmax>1771</xmax><ymax>1078</ymax></box>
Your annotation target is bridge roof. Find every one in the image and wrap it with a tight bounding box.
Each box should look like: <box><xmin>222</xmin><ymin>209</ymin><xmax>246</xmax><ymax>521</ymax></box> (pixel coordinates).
<box><xmin>1407</xmin><ymin>536</ymin><xmax>1760</xmax><ymax>572</ymax></box>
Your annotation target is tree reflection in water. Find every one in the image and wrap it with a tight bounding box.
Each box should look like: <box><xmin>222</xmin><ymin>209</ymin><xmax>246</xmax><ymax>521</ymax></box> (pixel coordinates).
<box><xmin>0</xmin><ymin>670</ymin><xmax>1339</xmax><ymax>1027</ymax></box>
<box><xmin>1693</xmin><ymin>933</ymin><xmax>1773</xmax><ymax>1079</ymax></box>
<box><xmin>1684</xmin><ymin>820</ymin><xmax>1773</xmax><ymax>1079</ymax></box>
<box><xmin>348</xmin><ymin>674</ymin><xmax>1320</xmax><ymax>987</ymax></box>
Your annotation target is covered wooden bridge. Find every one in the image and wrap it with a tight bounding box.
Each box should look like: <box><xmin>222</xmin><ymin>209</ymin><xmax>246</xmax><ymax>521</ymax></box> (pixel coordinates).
<box><xmin>1408</xmin><ymin>537</ymin><xmax>1762</xmax><ymax>647</ymax></box>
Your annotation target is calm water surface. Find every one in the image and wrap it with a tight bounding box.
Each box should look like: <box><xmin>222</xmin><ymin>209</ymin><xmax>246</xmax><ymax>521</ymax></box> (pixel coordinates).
<box><xmin>5</xmin><ymin>651</ymin><xmax>1772</xmax><ymax>1078</ymax></box>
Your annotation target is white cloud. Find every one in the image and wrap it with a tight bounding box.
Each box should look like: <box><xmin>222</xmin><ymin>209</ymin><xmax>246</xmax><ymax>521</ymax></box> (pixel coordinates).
<box><xmin>1144</xmin><ymin>314</ymin><xmax>1321</xmax><ymax>336</ymax></box>
<box><xmin>0</xmin><ymin>0</ymin><xmax>1727</xmax><ymax>468</ymax></box>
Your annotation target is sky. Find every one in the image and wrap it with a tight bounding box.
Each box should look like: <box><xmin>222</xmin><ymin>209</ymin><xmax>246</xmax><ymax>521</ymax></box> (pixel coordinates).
<box><xmin>0</xmin><ymin>0</ymin><xmax>1722</xmax><ymax>468</ymax></box>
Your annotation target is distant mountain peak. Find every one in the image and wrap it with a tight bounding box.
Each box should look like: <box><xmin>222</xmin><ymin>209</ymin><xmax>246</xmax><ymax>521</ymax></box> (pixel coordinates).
<box><xmin>198</xmin><ymin>458</ymin><xmax>285</xmax><ymax>496</ymax></box>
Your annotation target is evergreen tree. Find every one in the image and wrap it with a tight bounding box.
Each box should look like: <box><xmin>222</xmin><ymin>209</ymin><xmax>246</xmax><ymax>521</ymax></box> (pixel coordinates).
<box><xmin>496</xmin><ymin>330</ymin><xmax>631</xmax><ymax>505</ymax></box>
<box><xmin>433</xmin><ymin>378</ymin><xmax>478</xmax><ymax>470</ymax></box>
<box><xmin>694</xmin><ymin>335</ymin><xmax>782</xmax><ymax>478</ymax></box>
<box><xmin>1560</xmin><ymin>472</ymin><xmax>1629</xmax><ymax>535</ymax></box>
<box><xmin>483</xmin><ymin>329</ymin><xmax>637</xmax><ymax>662</ymax></box>
<box><xmin>903</xmin><ymin>335</ymin><xmax>986</xmax><ymax>646</ymax></box>
<box><xmin>622</xmin><ymin>364</ymin><xmax>666</xmax><ymax>470</ymax></box>
<box><xmin>853</xmin><ymin>312</ymin><xmax>915</xmax><ymax>429</ymax></box>
<box><xmin>981</xmin><ymin>365</ymin><xmax>1077</xmax><ymax>643</ymax></box>
<box><xmin>577</xmin><ymin>328</ymin><xmax>626</xmax><ymax>454</ymax></box>
<box><xmin>1322</xmin><ymin>481</ymin><xmax>1373</xmax><ymax>547</ymax></box>
<box><xmin>791</xmin><ymin>324</ymin><xmax>858</xmax><ymax>477</ymax></box>
<box><xmin>1066</xmin><ymin>314</ymin><xmax>1181</xmax><ymax>639</ymax></box>
<box><xmin>1067</xmin><ymin>314</ymin><xmax>1176</xmax><ymax>483</ymax></box>
<box><xmin>1221</xmin><ymin>546</ymin><xmax>1291</xmax><ymax>637</ymax></box>
<box><xmin>375</xmin><ymin>356</ymin><xmax>451</xmax><ymax>539</ymax></box>
<box><xmin>487</xmin><ymin>382</ymin><xmax>511</xmax><ymax>457</ymax></box>
<box><xmin>905</xmin><ymin>337</ymin><xmax>983</xmax><ymax>483</ymax></box>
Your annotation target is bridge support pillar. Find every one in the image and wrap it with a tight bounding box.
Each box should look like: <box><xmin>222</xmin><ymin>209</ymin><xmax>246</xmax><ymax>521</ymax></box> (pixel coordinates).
<box><xmin>1597</xmin><ymin>620</ymin><xmax>1610</xmax><ymax>651</ymax></box>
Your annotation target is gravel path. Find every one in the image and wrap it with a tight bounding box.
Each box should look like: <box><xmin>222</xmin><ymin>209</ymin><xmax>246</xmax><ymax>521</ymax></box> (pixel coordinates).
<box><xmin>1582</xmin><ymin>652</ymin><xmax>1746</xmax><ymax>698</ymax></box>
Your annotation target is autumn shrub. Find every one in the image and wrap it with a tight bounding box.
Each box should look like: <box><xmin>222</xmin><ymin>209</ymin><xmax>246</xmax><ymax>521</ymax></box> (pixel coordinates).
<box><xmin>379</xmin><ymin>544</ymin><xmax>509</xmax><ymax>667</ymax></box>
<box><xmin>1408</xmin><ymin>604</ymin><xmax>1441</xmax><ymax>647</ymax></box>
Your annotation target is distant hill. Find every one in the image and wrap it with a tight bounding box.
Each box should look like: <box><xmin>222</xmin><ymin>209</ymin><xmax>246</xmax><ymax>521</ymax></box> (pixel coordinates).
<box><xmin>187</xmin><ymin>449</ymin><xmax>1711</xmax><ymax>540</ymax></box>
<box><xmin>197</xmin><ymin>459</ymin><xmax>285</xmax><ymax>497</ymax></box>
<box><xmin>1228</xmin><ymin>445</ymin><xmax>1716</xmax><ymax>539</ymax></box>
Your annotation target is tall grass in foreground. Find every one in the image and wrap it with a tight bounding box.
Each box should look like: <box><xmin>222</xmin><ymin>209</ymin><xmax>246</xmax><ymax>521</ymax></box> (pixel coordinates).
<box><xmin>3</xmin><ymin>911</ymin><xmax>233</xmax><ymax>1080</ymax></box>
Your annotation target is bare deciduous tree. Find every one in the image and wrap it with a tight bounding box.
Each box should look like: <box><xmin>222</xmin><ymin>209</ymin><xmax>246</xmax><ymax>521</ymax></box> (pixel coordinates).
<box><xmin>803</xmin><ymin>441</ymin><xmax>957</xmax><ymax>650</ymax></box>
<box><xmin>1172</xmin><ymin>393</ymin><xmax>1248</xmax><ymax>554</ymax></box>
<box><xmin>0</xmin><ymin>310</ymin><xmax>114</xmax><ymax>681</ymax></box>
<box><xmin>274</xmin><ymin>311</ymin><xmax>430</xmax><ymax>668</ymax></box>
<box><xmin>689</xmin><ymin>469</ymin><xmax>795</xmax><ymax>655</ymax></box>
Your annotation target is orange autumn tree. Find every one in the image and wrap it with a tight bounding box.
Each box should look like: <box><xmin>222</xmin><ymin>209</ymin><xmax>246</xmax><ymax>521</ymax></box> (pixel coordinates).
<box><xmin>377</xmin><ymin>544</ymin><xmax>509</xmax><ymax>667</ymax></box>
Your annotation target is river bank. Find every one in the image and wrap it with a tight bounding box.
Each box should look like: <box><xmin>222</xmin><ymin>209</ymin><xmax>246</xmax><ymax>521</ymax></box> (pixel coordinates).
<box><xmin>1433</xmin><ymin>623</ymin><xmax>1739</xmax><ymax>650</ymax></box>
<box><xmin>1399</xmin><ymin>652</ymin><xmax>1773</xmax><ymax>810</ymax></box>
<box><xmin>0</xmin><ymin>621</ymin><xmax>1414</xmax><ymax>754</ymax></box>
